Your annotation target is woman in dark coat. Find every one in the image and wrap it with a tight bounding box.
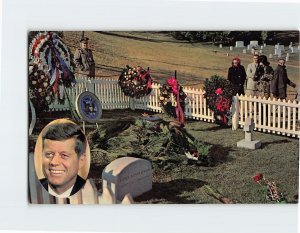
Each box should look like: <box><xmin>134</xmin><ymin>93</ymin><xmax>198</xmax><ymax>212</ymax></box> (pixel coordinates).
<box><xmin>227</xmin><ymin>57</ymin><xmax>246</xmax><ymax>95</ymax></box>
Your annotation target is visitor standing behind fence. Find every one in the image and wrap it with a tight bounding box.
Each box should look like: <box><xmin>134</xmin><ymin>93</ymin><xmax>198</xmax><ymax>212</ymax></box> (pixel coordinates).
<box><xmin>255</xmin><ymin>55</ymin><xmax>274</xmax><ymax>99</ymax></box>
<box><xmin>74</xmin><ymin>37</ymin><xmax>95</xmax><ymax>78</ymax></box>
<box><xmin>245</xmin><ymin>54</ymin><xmax>259</xmax><ymax>96</ymax></box>
<box><xmin>271</xmin><ymin>58</ymin><xmax>296</xmax><ymax>100</ymax></box>
<box><xmin>227</xmin><ymin>57</ymin><xmax>246</xmax><ymax>95</ymax></box>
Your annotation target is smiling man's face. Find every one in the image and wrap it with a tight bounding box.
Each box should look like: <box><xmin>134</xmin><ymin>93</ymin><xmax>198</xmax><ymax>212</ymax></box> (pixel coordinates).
<box><xmin>42</xmin><ymin>138</ymin><xmax>85</xmax><ymax>194</ymax></box>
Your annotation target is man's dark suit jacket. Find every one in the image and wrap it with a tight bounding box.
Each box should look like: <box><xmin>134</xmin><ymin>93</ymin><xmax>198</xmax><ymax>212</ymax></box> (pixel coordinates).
<box><xmin>39</xmin><ymin>175</ymin><xmax>86</xmax><ymax>197</ymax></box>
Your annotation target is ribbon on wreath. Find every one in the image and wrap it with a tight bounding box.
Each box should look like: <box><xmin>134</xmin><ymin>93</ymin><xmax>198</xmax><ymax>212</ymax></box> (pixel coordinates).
<box><xmin>167</xmin><ymin>77</ymin><xmax>184</xmax><ymax>124</ymax></box>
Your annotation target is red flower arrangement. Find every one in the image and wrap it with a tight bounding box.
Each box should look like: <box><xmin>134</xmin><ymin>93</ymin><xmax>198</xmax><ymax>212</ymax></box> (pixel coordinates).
<box><xmin>252</xmin><ymin>173</ymin><xmax>286</xmax><ymax>203</ymax></box>
<box><xmin>118</xmin><ymin>65</ymin><xmax>152</xmax><ymax>98</ymax></box>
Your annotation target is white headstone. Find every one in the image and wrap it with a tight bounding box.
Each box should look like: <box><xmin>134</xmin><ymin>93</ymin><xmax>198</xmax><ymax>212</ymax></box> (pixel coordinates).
<box><xmin>286</xmin><ymin>53</ymin><xmax>290</xmax><ymax>57</ymax></box>
<box><xmin>263</xmin><ymin>43</ymin><xmax>266</xmax><ymax>47</ymax></box>
<box><xmin>243</xmin><ymin>49</ymin><xmax>246</xmax><ymax>54</ymax></box>
<box><xmin>250</xmin><ymin>41</ymin><xmax>259</xmax><ymax>47</ymax></box>
<box><xmin>269</xmin><ymin>54</ymin><xmax>273</xmax><ymax>59</ymax></box>
<box><xmin>286</xmin><ymin>56</ymin><xmax>289</xmax><ymax>61</ymax></box>
<box><xmin>251</xmin><ymin>48</ymin><xmax>255</xmax><ymax>54</ymax></box>
<box><xmin>219</xmin><ymin>44</ymin><xmax>222</xmax><ymax>48</ymax></box>
<box><xmin>290</xmin><ymin>42</ymin><xmax>293</xmax><ymax>46</ymax></box>
<box><xmin>247</xmin><ymin>45</ymin><xmax>250</xmax><ymax>50</ymax></box>
<box><xmin>102</xmin><ymin>157</ymin><xmax>152</xmax><ymax>201</ymax></box>
<box><xmin>229</xmin><ymin>46</ymin><xmax>233</xmax><ymax>51</ymax></box>
<box><xmin>274</xmin><ymin>48</ymin><xmax>281</xmax><ymax>55</ymax></box>
<box><xmin>260</xmin><ymin>45</ymin><xmax>264</xmax><ymax>49</ymax></box>
<box><xmin>291</xmin><ymin>47</ymin><xmax>299</xmax><ymax>53</ymax></box>
<box><xmin>235</xmin><ymin>41</ymin><xmax>244</xmax><ymax>48</ymax></box>
<box><xmin>259</xmin><ymin>49</ymin><xmax>263</xmax><ymax>54</ymax></box>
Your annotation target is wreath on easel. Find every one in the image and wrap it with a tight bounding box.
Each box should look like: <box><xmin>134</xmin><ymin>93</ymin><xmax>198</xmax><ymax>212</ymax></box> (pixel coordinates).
<box><xmin>204</xmin><ymin>75</ymin><xmax>237</xmax><ymax>125</ymax></box>
<box><xmin>159</xmin><ymin>77</ymin><xmax>186</xmax><ymax>124</ymax></box>
<box><xmin>118</xmin><ymin>65</ymin><xmax>152</xmax><ymax>98</ymax></box>
<box><xmin>28</xmin><ymin>31</ymin><xmax>76</xmax><ymax>107</ymax></box>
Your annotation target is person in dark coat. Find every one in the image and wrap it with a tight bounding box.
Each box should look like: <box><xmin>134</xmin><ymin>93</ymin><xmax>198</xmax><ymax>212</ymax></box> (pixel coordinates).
<box><xmin>271</xmin><ymin>58</ymin><xmax>296</xmax><ymax>100</ymax></box>
<box><xmin>255</xmin><ymin>55</ymin><xmax>274</xmax><ymax>98</ymax></box>
<box><xmin>227</xmin><ymin>57</ymin><xmax>246</xmax><ymax>95</ymax></box>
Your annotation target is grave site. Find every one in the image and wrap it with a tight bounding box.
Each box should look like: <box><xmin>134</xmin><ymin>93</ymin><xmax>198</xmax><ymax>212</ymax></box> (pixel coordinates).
<box><xmin>28</xmin><ymin>31</ymin><xmax>299</xmax><ymax>204</ymax></box>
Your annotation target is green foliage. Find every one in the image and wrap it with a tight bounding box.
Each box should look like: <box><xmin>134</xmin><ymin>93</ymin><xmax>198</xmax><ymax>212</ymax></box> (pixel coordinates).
<box><xmin>193</xmin><ymin>139</ymin><xmax>211</xmax><ymax>157</ymax></box>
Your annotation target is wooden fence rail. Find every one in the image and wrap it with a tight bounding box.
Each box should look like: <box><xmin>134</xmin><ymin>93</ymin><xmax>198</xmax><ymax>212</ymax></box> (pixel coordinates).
<box><xmin>46</xmin><ymin>77</ymin><xmax>300</xmax><ymax>137</ymax></box>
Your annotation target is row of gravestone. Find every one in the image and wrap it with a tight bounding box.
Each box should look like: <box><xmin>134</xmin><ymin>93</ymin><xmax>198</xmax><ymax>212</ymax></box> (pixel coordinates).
<box><xmin>220</xmin><ymin>41</ymin><xmax>300</xmax><ymax>54</ymax></box>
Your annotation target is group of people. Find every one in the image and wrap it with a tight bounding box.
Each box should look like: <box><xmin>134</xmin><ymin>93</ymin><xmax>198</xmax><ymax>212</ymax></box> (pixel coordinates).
<box><xmin>227</xmin><ymin>54</ymin><xmax>296</xmax><ymax>100</ymax></box>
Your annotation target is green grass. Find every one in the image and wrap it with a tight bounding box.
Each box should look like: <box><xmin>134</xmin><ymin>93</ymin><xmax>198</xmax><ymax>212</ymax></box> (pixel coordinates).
<box><xmin>64</xmin><ymin>31</ymin><xmax>299</xmax><ymax>99</ymax></box>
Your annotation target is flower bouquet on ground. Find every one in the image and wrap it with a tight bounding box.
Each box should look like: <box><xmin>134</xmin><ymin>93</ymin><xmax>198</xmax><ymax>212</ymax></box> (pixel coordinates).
<box><xmin>204</xmin><ymin>75</ymin><xmax>237</xmax><ymax>125</ymax></box>
<box><xmin>118</xmin><ymin>65</ymin><xmax>152</xmax><ymax>98</ymax></box>
<box><xmin>252</xmin><ymin>173</ymin><xmax>286</xmax><ymax>203</ymax></box>
<box><xmin>159</xmin><ymin>77</ymin><xmax>186</xmax><ymax>125</ymax></box>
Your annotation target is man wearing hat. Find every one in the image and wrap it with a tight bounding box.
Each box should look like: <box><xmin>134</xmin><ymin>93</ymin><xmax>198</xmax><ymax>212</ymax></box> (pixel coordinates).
<box><xmin>74</xmin><ymin>37</ymin><xmax>95</xmax><ymax>78</ymax></box>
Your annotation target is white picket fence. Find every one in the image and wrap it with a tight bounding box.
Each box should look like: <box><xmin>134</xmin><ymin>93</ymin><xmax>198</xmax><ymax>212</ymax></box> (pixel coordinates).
<box><xmin>48</xmin><ymin>77</ymin><xmax>300</xmax><ymax>138</ymax></box>
<box><xmin>236</xmin><ymin>95</ymin><xmax>300</xmax><ymax>137</ymax></box>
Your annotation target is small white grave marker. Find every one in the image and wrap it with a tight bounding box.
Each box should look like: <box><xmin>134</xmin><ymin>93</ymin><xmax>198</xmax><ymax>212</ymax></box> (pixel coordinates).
<box><xmin>229</xmin><ymin>46</ymin><xmax>233</xmax><ymax>51</ymax></box>
<box><xmin>260</xmin><ymin>45</ymin><xmax>264</xmax><ymax>49</ymax></box>
<box><xmin>269</xmin><ymin>54</ymin><xmax>273</xmax><ymax>59</ymax></box>
<box><xmin>243</xmin><ymin>49</ymin><xmax>246</xmax><ymax>54</ymax></box>
<box><xmin>247</xmin><ymin>45</ymin><xmax>250</xmax><ymax>50</ymax></box>
<box><xmin>219</xmin><ymin>44</ymin><xmax>222</xmax><ymax>48</ymax></box>
<box><xmin>237</xmin><ymin>118</ymin><xmax>261</xmax><ymax>149</ymax></box>
<box><xmin>235</xmin><ymin>41</ymin><xmax>244</xmax><ymax>48</ymax></box>
<box><xmin>250</xmin><ymin>40</ymin><xmax>258</xmax><ymax>47</ymax></box>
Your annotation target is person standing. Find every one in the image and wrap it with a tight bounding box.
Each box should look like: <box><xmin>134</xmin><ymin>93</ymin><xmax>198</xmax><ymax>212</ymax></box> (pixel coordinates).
<box><xmin>74</xmin><ymin>37</ymin><xmax>95</xmax><ymax>78</ymax></box>
<box><xmin>227</xmin><ymin>57</ymin><xmax>246</xmax><ymax>95</ymax></box>
<box><xmin>255</xmin><ymin>55</ymin><xmax>274</xmax><ymax>99</ymax></box>
<box><xmin>245</xmin><ymin>54</ymin><xmax>259</xmax><ymax>96</ymax></box>
<box><xmin>271</xmin><ymin>58</ymin><xmax>296</xmax><ymax>100</ymax></box>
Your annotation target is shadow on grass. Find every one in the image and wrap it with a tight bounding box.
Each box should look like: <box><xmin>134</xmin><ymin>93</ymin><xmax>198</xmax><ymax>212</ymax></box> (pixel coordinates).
<box><xmin>209</xmin><ymin>144</ymin><xmax>234</xmax><ymax>164</ymax></box>
<box><xmin>191</xmin><ymin>124</ymin><xmax>231</xmax><ymax>132</ymax></box>
<box><xmin>135</xmin><ymin>178</ymin><xmax>207</xmax><ymax>203</ymax></box>
<box><xmin>260</xmin><ymin>139</ymin><xmax>291</xmax><ymax>149</ymax></box>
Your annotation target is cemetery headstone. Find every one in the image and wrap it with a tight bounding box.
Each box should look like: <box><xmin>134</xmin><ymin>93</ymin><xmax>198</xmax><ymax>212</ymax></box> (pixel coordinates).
<box><xmin>263</xmin><ymin>43</ymin><xmax>266</xmax><ymax>47</ymax></box>
<box><xmin>219</xmin><ymin>44</ymin><xmax>222</xmax><ymax>48</ymax></box>
<box><xmin>229</xmin><ymin>46</ymin><xmax>233</xmax><ymax>51</ymax></box>
<box><xmin>235</xmin><ymin>41</ymin><xmax>244</xmax><ymax>48</ymax></box>
<box><xmin>247</xmin><ymin>45</ymin><xmax>250</xmax><ymax>50</ymax></box>
<box><xmin>259</xmin><ymin>49</ymin><xmax>263</xmax><ymax>54</ymax></box>
<box><xmin>243</xmin><ymin>49</ymin><xmax>246</xmax><ymax>54</ymax></box>
<box><xmin>260</xmin><ymin>45</ymin><xmax>264</xmax><ymax>49</ymax></box>
<box><xmin>102</xmin><ymin>157</ymin><xmax>152</xmax><ymax>202</ymax></box>
<box><xmin>291</xmin><ymin>47</ymin><xmax>299</xmax><ymax>53</ymax></box>
<box><xmin>237</xmin><ymin>118</ymin><xmax>261</xmax><ymax>149</ymax></box>
<box><xmin>269</xmin><ymin>54</ymin><xmax>273</xmax><ymax>59</ymax></box>
<box><xmin>250</xmin><ymin>40</ymin><xmax>258</xmax><ymax>47</ymax></box>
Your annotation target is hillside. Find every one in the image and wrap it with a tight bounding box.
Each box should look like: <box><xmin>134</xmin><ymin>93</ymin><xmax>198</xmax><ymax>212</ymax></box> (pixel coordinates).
<box><xmin>64</xmin><ymin>31</ymin><xmax>299</xmax><ymax>97</ymax></box>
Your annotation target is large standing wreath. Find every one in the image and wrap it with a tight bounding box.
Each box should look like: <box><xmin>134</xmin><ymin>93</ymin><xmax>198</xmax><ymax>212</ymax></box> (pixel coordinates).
<box><xmin>118</xmin><ymin>65</ymin><xmax>152</xmax><ymax>98</ymax></box>
<box><xmin>204</xmin><ymin>75</ymin><xmax>237</xmax><ymax>125</ymax></box>
<box><xmin>159</xmin><ymin>77</ymin><xmax>186</xmax><ymax>124</ymax></box>
<box><xmin>28</xmin><ymin>31</ymin><xmax>76</xmax><ymax>108</ymax></box>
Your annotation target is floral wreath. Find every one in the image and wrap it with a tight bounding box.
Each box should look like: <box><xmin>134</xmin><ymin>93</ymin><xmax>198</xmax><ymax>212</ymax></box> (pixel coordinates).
<box><xmin>159</xmin><ymin>77</ymin><xmax>186</xmax><ymax>124</ymax></box>
<box><xmin>118</xmin><ymin>65</ymin><xmax>152</xmax><ymax>98</ymax></box>
<box><xmin>29</xmin><ymin>64</ymin><xmax>55</xmax><ymax>111</ymax></box>
<box><xmin>28</xmin><ymin>31</ymin><xmax>76</xmax><ymax>107</ymax></box>
<box><xmin>204</xmin><ymin>75</ymin><xmax>237</xmax><ymax>125</ymax></box>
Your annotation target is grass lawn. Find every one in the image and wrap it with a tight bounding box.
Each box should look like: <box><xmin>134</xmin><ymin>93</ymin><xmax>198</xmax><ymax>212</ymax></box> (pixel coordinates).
<box><xmin>64</xmin><ymin>31</ymin><xmax>299</xmax><ymax>99</ymax></box>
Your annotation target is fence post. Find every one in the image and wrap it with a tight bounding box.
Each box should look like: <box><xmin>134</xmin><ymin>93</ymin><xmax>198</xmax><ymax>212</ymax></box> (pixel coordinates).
<box><xmin>129</xmin><ymin>97</ymin><xmax>136</xmax><ymax>110</ymax></box>
<box><xmin>231</xmin><ymin>95</ymin><xmax>240</xmax><ymax>130</ymax></box>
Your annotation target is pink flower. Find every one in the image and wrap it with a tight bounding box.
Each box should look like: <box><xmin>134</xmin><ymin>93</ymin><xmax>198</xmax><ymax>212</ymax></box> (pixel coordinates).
<box><xmin>167</xmin><ymin>77</ymin><xmax>179</xmax><ymax>95</ymax></box>
<box><xmin>215</xmin><ymin>88</ymin><xmax>223</xmax><ymax>95</ymax></box>
<box><xmin>252</xmin><ymin>173</ymin><xmax>263</xmax><ymax>183</ymax></box>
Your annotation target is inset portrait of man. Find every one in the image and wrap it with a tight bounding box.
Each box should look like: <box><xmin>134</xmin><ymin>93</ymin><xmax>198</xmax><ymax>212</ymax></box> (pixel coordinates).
<box><xmin>34</xmin><ymin>119</ymin><xmax>90</xmax><ymax>198</ymax></box>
